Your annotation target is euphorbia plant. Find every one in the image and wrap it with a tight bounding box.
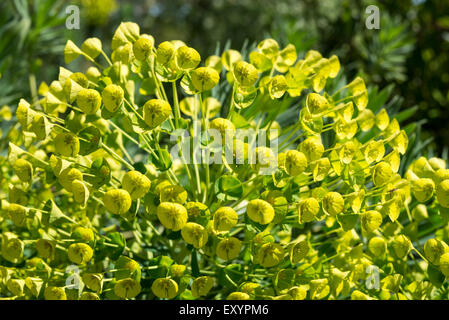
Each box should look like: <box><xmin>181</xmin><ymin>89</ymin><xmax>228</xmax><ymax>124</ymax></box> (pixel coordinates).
<box><xmin>1</xmin><ymin>21</ymin><xmax>449</xmax><ymax>300</ymax></box>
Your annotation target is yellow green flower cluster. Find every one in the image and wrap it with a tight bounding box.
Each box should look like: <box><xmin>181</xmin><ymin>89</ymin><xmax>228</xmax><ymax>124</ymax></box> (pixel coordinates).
<box><xmin>0</xmin><ymin>21</ymin><xmax>448</xmax><ymax>300</ymax></box>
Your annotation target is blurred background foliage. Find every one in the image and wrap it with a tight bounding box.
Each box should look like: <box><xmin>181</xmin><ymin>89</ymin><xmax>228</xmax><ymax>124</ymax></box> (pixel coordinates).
<box><xmin>0</xmin><ymin>0</ymin><xmax>448</xmax><ymax>155</ymax></box>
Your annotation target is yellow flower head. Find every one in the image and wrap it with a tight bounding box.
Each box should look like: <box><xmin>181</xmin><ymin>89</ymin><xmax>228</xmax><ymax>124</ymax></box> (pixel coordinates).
<box><xmin>44</xmin><ymin>286</ymin><xmax>67</xmax><ymax>300</ymax></box>
<box><xmin>122</xmin><ymin>170</ymin><xmax>151</xmax><ymax>200</ymax></box>
<box><xmin>368</xmin><ymin>237</ymin><xmax>387</xmax><ymax>256</ymax></box>
<box><xmin>284</xmin><ymin>150</ymin><xmax>307</xmax><ymax>176</ymax></box>
<box><xmin>13</xmin><ymin>158</ymin><xmax>33</xmax><ymax>182</ymax></box>
<box><xmin>437</xmin><ymin>179</ymin><xmax>449</xmax><ymax>208</ymax></box>
<box><xmin>54</xmin><ymin>132</ymin><xmax>80</xmax><ymax>157</ymax></box>
<box><xmin>103</xmin><ymin>189</ymin><xmax>132</xmax><ymax>215</ymax></box>
<box><xmin>77</xmin><ymin>88</ymin><xmax>102</xmax><ymax>114</ymax></box>
<box><xmin>372</xmin><ymin>162</ymin><xmax>393</xmax><ymax>186</ymax></box>
<box><xmin>297</xmin><ymin>198</ymin><xmax>320</xmax><ymax>223</ymax></box>
<box><xmin>392</xmin><ymin>235</ymin><xmax>411</xmax><ymax>259</ymax></box>
<box><xmin>175</xmin><ymin>46</ymin><xmax>201</xmax><ymax>70</ymax></box>
<box><xmin>58</xmin><ymin>167</ymin><xmax>83</xmax><ymax>193</ymax></box>
<box><xmin>181</xmin><ymin>222</ymin><xmax>208</xmax><ymax>248</ymax></box>
<box><xmin>156</xmin><ymin>41</ymin><xmax>175</xmax><ymax>65</ymax></box>
<box><xmin>160</xmin><ymin>185</ymin><xmax>187</xmax><ymax>204</ymax></box>
<box><xmin>233</xmin><ymin>61</ymin><xmax>259</xmax><ymax>87</ymax></box>
<box><xmin>133</xmin><ymin>36</ymin><xmax>154</xmax><ymax>61</ymax></box>
<box><xmin>257</xmin><ymin>242</ymin><xmax>284</xmax><ymax>268</ymax></box>
<box><xmin>411</xmin><ymin>178</ymin><xmax>435</xmax><ymax>202</ymax></box>
<box><xmin>213</xmin><ymin>207</ymin><xmax>238</xmax><ymax>232</ymax></box>
<box><xmin>226</xmin><ymin>292</ymin><xmax>251</xmax><ymax>300</ymax></box>
<box><xmin>156</xmin><ymin>202</ymin><xmax>188</xmax><ymax>231</ymax></box>
<box><xmin>191</xmin><ymin>67</ymin><xmax>220</xmax><ymax>91</ymax></box>
<box><xmin>151</xmin><ymin>278</ymin><xmax>178</xmax><ymax>299</ymax></box>
<box><xmin>216</xmin><ymin>237</ymin><xmax>242</xmax><ymax>260</ymax></box>
<box><xmin>67</xmin><ymin>243</ymin><xmax>93</xmax><ymax>264</ymax></box>
<box><xmin>322</xmin><ymin>192</ymin><xmax>345</xmax><ymax>216</ymax></box>
<box><xmin>299</xmin><ymin>136</ymin><xmax>324</xmax><ymax>162</ymax></box>
<box><xmin>102</xmin><ymin>84</ymin><xmax>124</xmax><ymax>112</ymax></box>
<box><xmin>7</xmin><ymin>203</ymin><xmax>28</xmax><ymax>227</ymax></box>
<box><xmin>424</xmin><ymin>238</ymin><xmax>449</xmax><ymax>265</ymax></box>
<box><xmin>246</xmin><ymin>199</ymin><xmax>275</xmax><ymax>225</ymax></box>
<box><xmin>143</xmin><ymin>99</ymin><xmax>172</xmax><ymax>129</ymax></box>
<box><xmin>114</xmin><ymin>278</ymin><xmax>141</xmax><ymax>299</ymax></box>
<box><xmin>361</xmin><ymin>210</ymin><xmax>383</xmax><ymax>233</ymax></box>
<box><xmin>191</xmin><ymin>276</ymin><xmax>214</xmax><ymax>298</ymax></box>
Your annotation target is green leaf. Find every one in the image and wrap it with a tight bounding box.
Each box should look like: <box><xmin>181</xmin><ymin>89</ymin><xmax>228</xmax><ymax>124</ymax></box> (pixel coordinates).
<box><xmin>214</xmin><ymin>175</ymin><xmax>243</xmax><ymax>201</ymax></box>
<box><xmin>78</xmin><ymin>126</ymin><xmax>101</xmax><ymax>155</ymax></box>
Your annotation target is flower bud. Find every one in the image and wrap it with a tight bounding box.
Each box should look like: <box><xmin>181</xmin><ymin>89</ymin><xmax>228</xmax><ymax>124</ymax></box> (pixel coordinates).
<box><xmin>297</xmin><ymin>198</ymin><xmax>319</xmax><ymax>223</ymax></box>
<box><xmin>191</xmin><ymin>276</ymin><xmax>214</xmax><ymax>298</ymax></box>
<box><xmin>103</xmin><ymin>189</ymin><xmax>132</xmax><ymax>215</ymax></box>
<box><xmin>233</xmin><ymin>61</ymin><xmax>259</xmax><ymax>87</ymax></box>
<box><xmin>367</xmin><ymin>237</ymin><xmax>386</xmax><ymax>256</ymax></box>
<box><xmin>156</xmin><ymin>41</ymin><xmax>175</xmax><ymax>65</ymax></box>
<box><xmin>122</xmin><ymin>170</ymin><xmax>151</xmax><ymax>200</ymax></box>
<box><xmin>361</xmin><ymin>210</ymin><xmax>382</xmax><ymax>233</ymax></box>
<box><xmin>351</xmin><ymin>290</ymin><xmax>370</xmax><ymax>300</ymax></box>
<box><xmin>143</xmin><ymin>99</ymin><xmax>172</xmax><ymax>128</ymax></box>
<box><xmin>7</xmin><ymin>203</ymin><xmax>28</xmax><ymax>227</ymax></box>
<box><xmin>210</xmin><ymin>117</ymin><xmax>236</xmax><ymax>141</ymax></box>
<box><xmin>411</xmin><ymin>178</ymin><xmax>435</xmax><ymax>202</ymax></box>
<box><xmin>54</xmin><ymin>132</ymin><xmax>80</xmax><ymax>157</ymax></box>
<box><xmin>114</xmin><ymin>278</ymin><xmax>141</xmax><ymax>299</ymax></box>
<box><xmin>246</xmin><ymin>199</ymin><xmax>275</xmax><ymax>225</ymax></box>
<box><xmin>257</xmin><ymin>242</ymin><xmax>285</xmax><ymax>268</ymax></box>
<box><xmin>81</xmin><ymin>273</ymin><xmax>103</xmax><ymax>293</ymax></box>
<box><xmin>35</xmin><ymin>239</ymin><xmax>55</xmax><ymax>260</ymax></box>
<box><xmin>175</xmin><ymin>46</ymin><xmax>201</xmax><ymax>70</ymax></box>
<box><xmin>226</xmin><ymin>292</ymin><xmax>250</xmax><ymax>300</ymax></box>
<box><xmin>156</xmin><ymin>202</ymin><xmax>188</xmax><ymax>231</ymax></box>
<box><xmin>424</xmin><ymin>239</ymin><xmax>449</xmax><ymax>265</ymax></box>
<box><xmin>58</xmin><ymin>167</ymin><xmax>83</xmax><ymax>192</ymax></box>
<box><xmin>7</xmin><ymin>279</ymin><xmax>25</xmax><ymax>296</ymax></box>
<box><xmin>151</xmin><ymin>278</ymin><xmax>178</xmax><ymax>299</ymax></box>
<box><xmin>411</xmin><ymin>204</ymin><xmax>428</xmax><ymax>222</ymax></box>
<box><xmin>81</xmin><ymin>37</ymin><xmax>102</xmax><ymax>59</ymax></box>
<box><xmin>181</xmin><ymin>222</ymin><xmax>208</xmax><ymax>249</ymax></box>
<box><xmin>160</xmin><ymin>185</ymin><xmax>187</xmax><ymax>204</ymax></box>
<box><xmin>77</xmin><ymin>88</ymin><xmax>102</xmax><ymax>114</ymax></box>
<box><xmin>72</xmin><ymin>227</ymin><xmax>95</xmax><ymax>242</ymax></box>
<box><xmin>306</xmin><ymin>93</ymin><xmax>329</xmax><ymax>114</ymax></box>
<box><xmin>429</xmin><ymin>157</ymin><xmax>446</xmax><ymax>171</ymax></box>
<box><xmin>44</xmin><ymin>286</ymin><xmax>67</xmax><ymax>300</ymax></box>
<box><xmin>186</xmin><ymin>202</ymin><xmax>209</xmax><ymax>218</ymax></box>
<box><xmin>191</xmin><ymin>67</ymin><xmax>220</xmax><ymax>91</ymax></box>
<box><xmin>391</xmin><ymin>235</ymin><xmax>411</xmax><ymax>259</ymax></box>
<box><xmin>170</xmin><ymin>264</ymin><xmax>186</xmax><ymax>277</ymax></box>
<box><xmin>284</xmin><ymin>150</ymin><xmax>307</xmax><ymax>176</ymax></box>
<box><xmin>80</xmin><ymin>292</ymin><xmax>100</xmax><ymax>300</ymax></box>
<box><xmin>322</xmin><ymin>192</ymin><xmax>345</xmax><ymax>216</ymax></box>
<box><xmin>299</xmin><ymin>136</ymin><xmax>324</xmax><ymax>162</ymax></box>
<box><xmin>2</xmin><ymin>232</ymin><xmax>24</xmax><ymax>263</ymax></box>
<box><xmin>216</xmin><ymin>237</ymin><xmax>242</xmax><ymax>260</ymax></box>
<box><xmin>13</xmin><ymin>158</ymin><xmax>33</xmax><ymax>182</ymax></box>
<box><xmin>67</xmin><ymin>243</ymin><xmax>93</xmax><ymax>264</ymax></box>
<box><xmin>213</xmin><ymin>207</ymin><xmax>238</xmax><ymax>232</ymax></box>
<box><xmin>437</xmin><ymin>179</ymin><xmax>449</xmax><ymax>208</ymax></box>
<box><xmin>102</xmin><ymin>84</ymin><xmax>124</xmax><ymax>113</ymax></box>
<box><xmin>290</xmin><ymin>240</ymin><xmax>309</xmax><ymax>263</ymax></box>
<box><xmin>86</xmin><ymin>66</ymin><xmax>101</xmax><ymax>83</ymax></box>
<box><xmin>372</xmin><ymin>162</ymin><xmax>393</xmax><ymax>186</ymax></box>
<box><xmin>133</xmin><ymin>36</ymin><xmax>154</xmax><ymax>61</ymax></box>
